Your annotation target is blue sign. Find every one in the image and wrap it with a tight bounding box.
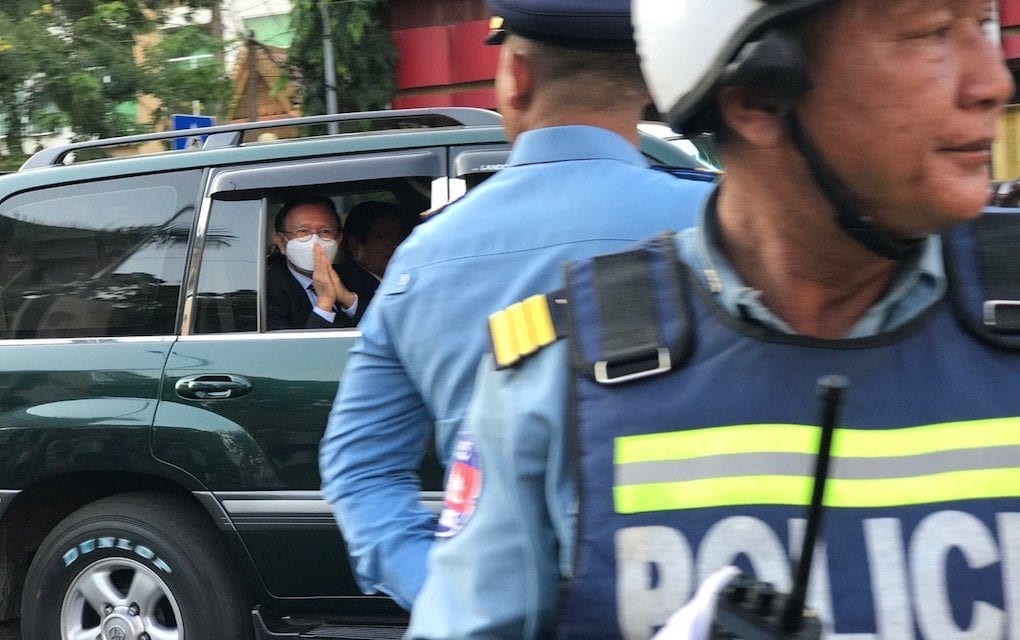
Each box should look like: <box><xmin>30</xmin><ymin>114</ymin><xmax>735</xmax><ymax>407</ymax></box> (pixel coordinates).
<box><xmin>170</xmin><ymin>114</ymin><xmax>215</xmax><ymax>150</ymax></box>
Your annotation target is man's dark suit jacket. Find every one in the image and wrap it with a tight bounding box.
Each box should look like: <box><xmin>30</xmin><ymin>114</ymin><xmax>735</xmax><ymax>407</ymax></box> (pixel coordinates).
<box><xmin>266</xmin><ymin>254</ymin><xmax>357</xmax><ymax>331</ymax></box>
<box><xmin>337</xmin><ymin>260</ymin><xmax>381</xmax><ymax>317</ymax></box>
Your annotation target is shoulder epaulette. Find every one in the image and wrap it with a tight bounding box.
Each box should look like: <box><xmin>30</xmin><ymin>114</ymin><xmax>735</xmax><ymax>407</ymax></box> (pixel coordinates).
<box><xmin>488</xmin><ymin>293</ymin><xmax>568</xmax><ymax>369</ymax></box>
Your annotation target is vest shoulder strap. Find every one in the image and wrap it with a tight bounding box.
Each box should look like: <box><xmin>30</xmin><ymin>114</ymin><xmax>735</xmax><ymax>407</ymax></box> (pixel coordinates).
<box><xmin>944</xmin><ymin>207</ymin><xmax>1020</xmax><ymax>350</ymax></box>
<box><xmin>564</xmin><ymin>232</ymin><xmax>693</xmax><ymax>384</ymax></box>
<box><xmin>487</xmin><ymin>232</ymin><xmax>693</xmax><ymax>374</ymax></box>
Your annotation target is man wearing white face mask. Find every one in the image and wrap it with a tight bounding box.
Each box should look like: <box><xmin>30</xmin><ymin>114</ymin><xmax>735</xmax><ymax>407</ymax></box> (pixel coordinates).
<box><xmin>267</xmin><ymin>195</ymin><xmax>360</xmax><ymax>330</ymax></box>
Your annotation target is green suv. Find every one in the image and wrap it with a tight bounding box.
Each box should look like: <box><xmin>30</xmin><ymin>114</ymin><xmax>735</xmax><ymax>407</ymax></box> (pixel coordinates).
<box><xmin>0</xmin><ymin>108</ymin><xmax>715</xmax><ymax>639</ymax></box>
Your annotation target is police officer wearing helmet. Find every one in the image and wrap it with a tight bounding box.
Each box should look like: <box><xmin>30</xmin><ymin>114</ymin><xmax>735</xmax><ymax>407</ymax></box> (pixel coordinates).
<box><xmin>318</xmin><ymin>0</ymin><xmax>714</xmax><ymax>612</ymax></box>
<box><xmin>408</xmin><ymin>0</ymin><xmax>1019</xmax><ymax>638</ymax></box>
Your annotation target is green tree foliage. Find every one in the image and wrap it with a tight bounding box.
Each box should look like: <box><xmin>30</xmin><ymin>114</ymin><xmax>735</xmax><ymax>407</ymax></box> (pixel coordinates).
<box><xmin>0</xmin><ymin>1</ymin><xmax>231</xmax><ymax>155</ymax></box>
<box><xmin>0</xmin><ymin>1</ymin><xmax>159</xmax><ymax>145</ymax></box>
<box><xmin>141</xmin><ymin>23</ymin><xmax>233</xmax><ymax>124</ymax></box>
<box><xmin>288</xmin><ymin>0</ymin><xmax>396</xmax><ymax>115</ymax></box>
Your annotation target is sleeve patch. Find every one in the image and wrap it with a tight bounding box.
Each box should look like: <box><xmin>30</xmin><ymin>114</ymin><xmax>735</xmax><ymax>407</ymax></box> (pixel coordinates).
<box><xmin>435</xmin><ymin>432</ymin><xmax>483</xmax><ymax>539</ymax></box>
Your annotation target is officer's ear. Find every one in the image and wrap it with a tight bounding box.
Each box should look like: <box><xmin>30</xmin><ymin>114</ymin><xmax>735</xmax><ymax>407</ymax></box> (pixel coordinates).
<box><xmin>717</xmin><ymin>29</ymin><xmax>811</xmax><ymax>148</ymax></box>
<box><xmin>716</xmin><ymin>85</ymin><xmax>788</xmax><ymax>148</ymax></box>
<box><xmin>506</xmin><ymin>48</ymin><xmax>535</xmax><ymax>111</ymax></box>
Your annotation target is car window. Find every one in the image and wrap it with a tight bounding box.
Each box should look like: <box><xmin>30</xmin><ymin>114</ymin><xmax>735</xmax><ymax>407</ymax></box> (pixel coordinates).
<box><xmin>192</xmin><ymin>181</ymin><xmax>427</xmax><ymax>335</ymax></box>
<box><xmin>0</xmin><ymin>171</ymin><xmax>200</xmax><ymax>339</ymax></box>
<box><xmin>192</xmin><ymin>199</ymin><xmax>261</xmax><ymax>334</ymax></box>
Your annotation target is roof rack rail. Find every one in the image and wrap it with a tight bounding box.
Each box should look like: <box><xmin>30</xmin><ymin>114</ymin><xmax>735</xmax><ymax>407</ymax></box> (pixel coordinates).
<box><xmin>21</xmin><ymin>107</ymin><xmax>503</xmax><ymax>170</ymax></box>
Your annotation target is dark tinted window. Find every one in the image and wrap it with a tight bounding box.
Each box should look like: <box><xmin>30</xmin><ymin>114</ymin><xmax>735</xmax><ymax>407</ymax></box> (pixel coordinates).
<box><xmin>193</xmin><ymin>199</ymin><xmax>259</xmax><ymax>334</ymax></box>
<box><xmin>0</xmin><ymin>171</ymin><xmax>200</xmax><ymax>338</ymax></box>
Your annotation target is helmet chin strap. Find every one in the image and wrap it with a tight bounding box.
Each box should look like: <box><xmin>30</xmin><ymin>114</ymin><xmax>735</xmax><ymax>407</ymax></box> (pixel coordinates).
<box><xmin>721</xmin><ymin>28</ymin><xmax>923</xmax><ymax>262</ymax></box>
<box><xmin>786</xmin><ymin>111</ymin><xmax>924</xmax><ymax>261</ymax></box>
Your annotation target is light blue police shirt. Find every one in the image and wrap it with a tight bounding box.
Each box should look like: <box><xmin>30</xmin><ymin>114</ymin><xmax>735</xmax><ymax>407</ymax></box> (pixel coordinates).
<box><xmin>405</xmin><ymin>201</ymin><xmax>946</xmax><ymax>638</ymax></box>
<box><xmin>318</xmin><ymin>125</ymin><xmax>714</xmax><ymax>609</ymax></box>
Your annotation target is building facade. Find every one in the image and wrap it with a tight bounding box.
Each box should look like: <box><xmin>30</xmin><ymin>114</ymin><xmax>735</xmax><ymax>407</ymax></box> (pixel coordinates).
<box><xmin>995</xmin><ymin>0</ymin><xmax>1020</xmax><ymax>179</ymax></box>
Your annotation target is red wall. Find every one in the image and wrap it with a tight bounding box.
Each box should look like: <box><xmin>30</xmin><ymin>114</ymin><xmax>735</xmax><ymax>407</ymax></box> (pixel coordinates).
<box><xmin>390</xmin><ymin>0</ymin><xmax>1020</xmax><ymax>108</ymax></box>
<box><xmin>1002</xmin><ymin>0</ymin><xmax>1020</xmax><ymax>63</ymax></box>
<box><xmin>1002</xmin><ymin>0</ymin><xmax>1020</xmax><ymax>27</ymax></box>
<box><xmin>389</xmin><ymin>6</ymin><xmax>498</xmax><ymax>110</ymax></box>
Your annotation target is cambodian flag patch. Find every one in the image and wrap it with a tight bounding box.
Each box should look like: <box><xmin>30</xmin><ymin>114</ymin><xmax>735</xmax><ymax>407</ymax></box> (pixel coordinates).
<box><xmin>436</xmin><ymin>432</ymin><xmax>482</xmax><ymax>538</ymax></box>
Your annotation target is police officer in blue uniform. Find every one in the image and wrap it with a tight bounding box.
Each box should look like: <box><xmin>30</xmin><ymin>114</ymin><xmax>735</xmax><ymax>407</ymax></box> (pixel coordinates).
<box><xmin>407</xmin><ymin>0</ymin><xmax>1019</xmax><ymax>638</ymax></box>
<box><xmin>317</xmin><ymin>0</ymin><xmax>714</xmax><ymax>611</ymax></box>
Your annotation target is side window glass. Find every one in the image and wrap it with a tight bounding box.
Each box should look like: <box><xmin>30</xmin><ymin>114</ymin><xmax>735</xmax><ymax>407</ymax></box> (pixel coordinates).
<box><xmin>264</xmin><ymin>178</ymin><xmax>427</xmax><ymax>332</ymax></box>
<box><xmin>0</xmin><ymin>171</ymin><xmax>200</xmax><ymax>339</ymax></box>
<box><xmin>193</xmin><ymin>200</ymin><xmax>259</xmax><ymax>334</ymax></box>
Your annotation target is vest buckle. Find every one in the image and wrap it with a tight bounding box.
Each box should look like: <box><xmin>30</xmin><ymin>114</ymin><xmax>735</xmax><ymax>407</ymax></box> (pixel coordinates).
<box><xmin>982</xmin><ymin>299</ymin><xmax>1020</xmax><ymax>332</ymax></box>
<box><xmin>593</xmin><ymin>347</ymin><xmax>672</xmax><ymax>385</ymax></box>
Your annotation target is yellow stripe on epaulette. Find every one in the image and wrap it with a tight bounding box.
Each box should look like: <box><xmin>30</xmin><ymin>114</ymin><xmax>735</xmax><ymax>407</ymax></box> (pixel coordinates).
<box><xmin>489</xmin><ymin>294</ymin><xmax>558</xmax><ymax>368</ymax></box>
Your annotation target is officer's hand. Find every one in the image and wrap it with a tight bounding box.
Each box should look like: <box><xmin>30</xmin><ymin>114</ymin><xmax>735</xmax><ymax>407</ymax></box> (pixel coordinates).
<box><xmin>652</xmin><ymin>566</ymin><xmax>740</xmax><ymax>640</ymax></box>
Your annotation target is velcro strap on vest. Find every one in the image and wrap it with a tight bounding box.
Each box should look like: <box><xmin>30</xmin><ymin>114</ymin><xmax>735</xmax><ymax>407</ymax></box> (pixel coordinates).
<box><xmin>590</xmin><ymin>249</ymin><xmax>668</xmax><ymax>384</ymax></box>
<box><xmin>566</xmin><ymin>233</ymin><xmax>692</xmax><ymax>385</ymax></box>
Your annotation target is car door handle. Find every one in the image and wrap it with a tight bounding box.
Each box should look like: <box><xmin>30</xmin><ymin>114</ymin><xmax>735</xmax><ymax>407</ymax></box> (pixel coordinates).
<box><xmin>175</xmin><ymin>374</ymin><xmax>253</xmax><ymax>400</ymax></box>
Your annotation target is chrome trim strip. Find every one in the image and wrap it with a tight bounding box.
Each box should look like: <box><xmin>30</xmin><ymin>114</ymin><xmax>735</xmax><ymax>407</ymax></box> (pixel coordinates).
<box><xmin>0</xmin><ymin>335</ymin><xmax>177</xmax><ymax>346</ymax></box>
<box><xmin>192</xmin><ymin>491</ymin><xmax>236</xmax><ymax>531</ymax></box>
<box><xmin>213</xmin><ymin>490</ymin><xmax>444</xmax><ymax>516</ymax></box>
<box><xmin>180</xmin><ymin>190</ymin><xmax>216</xmax><ymax>336</ymax></box>
<box><xmin>176</xmin><ymin>329</ymin><xmax>361</xmax><ymax>343</ymax></box>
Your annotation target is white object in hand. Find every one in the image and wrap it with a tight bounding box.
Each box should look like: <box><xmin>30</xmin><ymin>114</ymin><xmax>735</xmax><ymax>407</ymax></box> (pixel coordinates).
<box><xmin>651</xmin><ymin>566</ymin><xmax>741</xmax><ymax>640</ymax></box>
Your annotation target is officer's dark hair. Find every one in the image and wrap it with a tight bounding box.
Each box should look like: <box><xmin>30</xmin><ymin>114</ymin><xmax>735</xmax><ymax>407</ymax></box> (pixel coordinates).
<box><xmin>510</xmin><ymin>35</ymin><xmax>648</xmax><ymax>112</ymax></box>
<box><xmin>274</xmin><ymin>195</ymin><xmax>342</xmax><ymax>232</ymax></box>
<box><xmin>340</xmin><ymin>200</ymin><xmax>406</xmax><ymax>260</ymax></box>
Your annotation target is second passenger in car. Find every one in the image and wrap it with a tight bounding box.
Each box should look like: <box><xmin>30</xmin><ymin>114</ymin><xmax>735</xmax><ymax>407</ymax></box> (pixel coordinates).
<box><xmin>338</xmin><ymin>200</ymin><xmax>411</xmax><ymax>313</ymax></box>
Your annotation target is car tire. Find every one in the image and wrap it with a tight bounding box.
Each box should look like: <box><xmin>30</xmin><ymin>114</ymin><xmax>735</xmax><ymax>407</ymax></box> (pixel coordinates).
<box><xmin>21</xmin><ymin>491</ymin><xmax>253</xmax><ymax>640</ymax></box>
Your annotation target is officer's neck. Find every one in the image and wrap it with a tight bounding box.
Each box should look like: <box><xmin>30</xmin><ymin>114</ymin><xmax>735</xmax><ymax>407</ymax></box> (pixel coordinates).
<box><xmin>714</xmin><ymin>172</ymin><xmax>900</xmax><ymax>339</ymax></box>
<box><xmin>520</xmin><ymin>99</ymin><xmax>643</xmax><ymax>147</ymax></box>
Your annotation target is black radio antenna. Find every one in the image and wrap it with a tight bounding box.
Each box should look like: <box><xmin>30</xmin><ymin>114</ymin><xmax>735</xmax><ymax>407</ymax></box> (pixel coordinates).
<box><xmin>711</xmin><ymin>374</ymin><xmax>849</xmax><ymax>640</ymax></box>
<box><xmin>780</xmin><ymin>375</ymin><xmax>848</xmax><ymax>633</ymax></box>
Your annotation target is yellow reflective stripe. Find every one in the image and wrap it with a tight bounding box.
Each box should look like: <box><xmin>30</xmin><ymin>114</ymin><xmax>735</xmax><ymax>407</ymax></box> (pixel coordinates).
<box><xmin>523</xmin><ymin>294</ymin><xmax>556</xmax><ymax>347</ymax></box>
<box><xmin>488</xmin><ymin>295</ymin><xmax>557</xmax><ymax>368</ymax></box>
<box><xmin>488</xmin><ymin>309</ymin><xmax>518</xmax><ymax>368</ymax></box>
<box><xmin>508</xmin><ymin>302</ymin><xmax>533</xmax><ymax>358</ymax></box>
<box><xmin>614</xmin><ymin>468</ymin><xmax>1020</xmax><ymax>513</ymax></box>
<box><xmin>614</xmin><ymin>417</ymin><xmax>1020</xmax><ymax>464</ymax></box>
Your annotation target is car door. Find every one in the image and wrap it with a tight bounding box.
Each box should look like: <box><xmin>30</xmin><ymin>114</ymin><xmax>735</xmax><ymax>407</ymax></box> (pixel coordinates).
<box><xmin>152</xmin><ymin>149</ymin><xmax>446</xmax><ymax>606</ymax></box>
<box><xmin>0</xmin><ymin>171</ymin><xmax>200</xmax><ymax>494</ymax></box>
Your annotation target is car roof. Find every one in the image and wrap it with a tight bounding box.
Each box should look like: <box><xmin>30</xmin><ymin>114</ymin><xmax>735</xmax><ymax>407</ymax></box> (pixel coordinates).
<box><xmin>0</xmin><ymin>108</ymin><xmax>714</xmax><ymax>198</ymax></box>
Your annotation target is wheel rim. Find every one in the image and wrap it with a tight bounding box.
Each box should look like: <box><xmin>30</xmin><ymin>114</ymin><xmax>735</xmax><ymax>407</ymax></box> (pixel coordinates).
<box><xmin>60</xmin><ymin>556</ymin><xmax>184</xmax><ymax>640</ymax></box>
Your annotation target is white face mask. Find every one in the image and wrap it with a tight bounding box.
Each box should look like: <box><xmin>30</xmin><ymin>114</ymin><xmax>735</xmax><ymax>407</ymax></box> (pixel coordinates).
<box><xmin>284</xmin><ymin>235</ymin><xmax>338</xmax><ymax>273</ymax></box>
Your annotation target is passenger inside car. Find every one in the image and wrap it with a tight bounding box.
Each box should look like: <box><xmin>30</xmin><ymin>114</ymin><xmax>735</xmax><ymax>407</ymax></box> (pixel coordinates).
<box><xmin>266</xmin><ymin>195</ymin><xmax>361</xmax><ymax>330</ymax></box>
<box><xmin>337</xmin><ymin>200</ymin><xmax>412</xmax><ymax>313</ymax></box>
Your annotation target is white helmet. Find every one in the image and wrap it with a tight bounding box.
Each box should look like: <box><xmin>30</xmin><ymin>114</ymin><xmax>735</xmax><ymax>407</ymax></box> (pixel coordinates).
<box><xmin>633</xmin><ymin>0</ymin><xmax>834</xmax><ymax>134</ymax></box>
<box><xmin>634</xmin><ymin>0</ymin><xmax>927</xmax><ymax>261</ymax></box>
